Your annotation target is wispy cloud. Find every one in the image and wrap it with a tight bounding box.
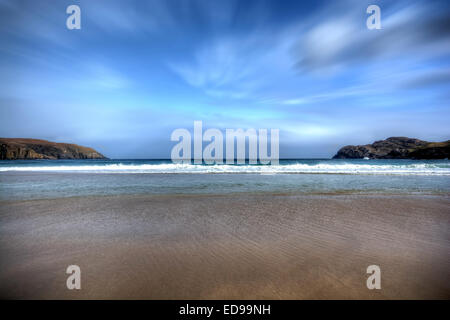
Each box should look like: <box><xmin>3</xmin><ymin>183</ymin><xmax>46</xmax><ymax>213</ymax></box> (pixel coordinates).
<box><xmin>294</xmin><ymin>0</ymin><xmax>450</xmax><ymax>72</ymax></box>
<box><xmin>168</xmin><ymin>35</ymin><xmax>273</xmax><ymax>97</ymax></box>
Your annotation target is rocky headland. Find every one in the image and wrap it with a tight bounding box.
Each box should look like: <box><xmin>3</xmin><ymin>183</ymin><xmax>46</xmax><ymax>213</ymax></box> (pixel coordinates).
<box><xmin>333</xmin><ymin>137</ymin><xmax>450</xmax><ymax>159</ymax></box>
<box><xmin>0</xmin><ymin>138</ymin><xmax>107</xmax><ymax>160</ymax></box>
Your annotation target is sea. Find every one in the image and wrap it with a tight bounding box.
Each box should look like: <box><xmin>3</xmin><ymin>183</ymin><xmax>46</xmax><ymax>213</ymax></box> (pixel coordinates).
<box><xmin>0</xmin><ymin>159</ymin><xmax>449</xmax><ymax>200</ymax></box>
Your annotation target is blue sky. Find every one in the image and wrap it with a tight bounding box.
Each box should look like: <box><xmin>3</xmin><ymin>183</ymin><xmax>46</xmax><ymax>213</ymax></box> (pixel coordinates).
<box><xmin>0</xmin><ymin>0</ymin><xmax>449</xmax><ymax>158</ymax></box>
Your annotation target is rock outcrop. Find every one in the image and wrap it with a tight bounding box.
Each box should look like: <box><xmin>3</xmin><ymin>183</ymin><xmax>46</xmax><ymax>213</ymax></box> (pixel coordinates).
<box><xmin>333</xmin><ymin>137</ymin><xmax>450</xmax><ymax>159</ymax></box>
<box><xmin>0</xmin><ymin>138</ymin><xmax>107</xmax><ymax>160</ymax></box>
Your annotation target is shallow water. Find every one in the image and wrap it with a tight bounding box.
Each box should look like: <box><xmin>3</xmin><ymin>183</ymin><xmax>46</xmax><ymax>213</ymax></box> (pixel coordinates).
<box><xmin>0</xmin><ymin>159</ymin><xmax>449</xmax><ymax>200</ymax></box>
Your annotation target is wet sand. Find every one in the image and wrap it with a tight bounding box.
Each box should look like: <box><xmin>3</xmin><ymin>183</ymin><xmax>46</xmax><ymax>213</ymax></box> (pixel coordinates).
<box><xmin>0</xmin><ymin>193</ymin><xmax>449</xmax><ymax>299</ymax></box>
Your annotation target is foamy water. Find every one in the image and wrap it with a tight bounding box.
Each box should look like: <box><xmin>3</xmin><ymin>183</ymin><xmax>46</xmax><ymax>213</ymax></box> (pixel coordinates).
<box><xmin>1</xmin><ymin>159</ymin><xmax>449</xmax><ymax>175</ymax></box>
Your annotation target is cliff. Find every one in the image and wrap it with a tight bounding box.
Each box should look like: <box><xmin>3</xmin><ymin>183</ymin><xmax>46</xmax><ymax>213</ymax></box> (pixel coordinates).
<box><xmin>333</xmin><ymin>137</ymin><xmax>450</xmax><ymax>160</ymax></box>
<box><xmin>0</xmin><ymin>138</ymin><xmax>107</xmax><ymax>160</ymax></box>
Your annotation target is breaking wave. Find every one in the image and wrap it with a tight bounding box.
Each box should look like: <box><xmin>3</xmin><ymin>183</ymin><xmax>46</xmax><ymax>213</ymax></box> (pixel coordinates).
<box><xmin>1</xmin><ymin>162</ymin><xmax>449</xmax><ymax>175</ymax></box>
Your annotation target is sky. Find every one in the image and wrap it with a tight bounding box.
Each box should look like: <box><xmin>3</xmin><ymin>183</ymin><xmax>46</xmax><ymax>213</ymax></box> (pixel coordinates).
<box><xmin>0</xmin><ymin>0</ymin><xmax>449</xmax><ymax>158</ymax></box>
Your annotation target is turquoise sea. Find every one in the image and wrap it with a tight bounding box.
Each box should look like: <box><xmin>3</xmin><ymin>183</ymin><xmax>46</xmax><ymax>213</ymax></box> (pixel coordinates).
<box><xmin>0</xmin><ymin>159</ymin><xmax>449</xmax><ymax>200</ymax></box>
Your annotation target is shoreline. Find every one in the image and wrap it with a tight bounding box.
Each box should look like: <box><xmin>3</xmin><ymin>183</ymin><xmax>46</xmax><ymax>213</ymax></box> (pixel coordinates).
<box><xmin>1</xmin><ymin>193</ymin><xmax>449</xmax><ymax>299</ymax></box>
<box><xmin>1</xmin><ymin>171</ymin><xmax>449</xmax><ymax>201</ymax></box>
<box><xmin>0</xmin><ymin>190</ymin><xmax>449</xmax><ymax>203</ymax></box>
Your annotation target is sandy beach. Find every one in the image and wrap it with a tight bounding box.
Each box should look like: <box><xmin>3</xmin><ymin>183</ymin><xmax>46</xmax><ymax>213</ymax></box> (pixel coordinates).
<box><xmin>0</xmin><ymin>193</ymin><xmax>449</xmax><ymax>299</ymax></box>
